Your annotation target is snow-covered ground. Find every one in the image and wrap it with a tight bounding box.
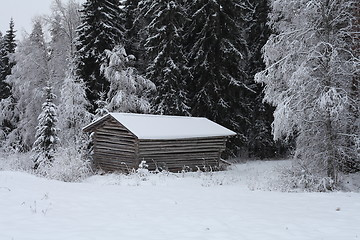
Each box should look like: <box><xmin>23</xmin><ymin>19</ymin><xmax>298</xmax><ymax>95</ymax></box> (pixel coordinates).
<box><xmin>0</xmin><ymin>160</ymin><xmax>359</xmax><ymax>240</ymax></box>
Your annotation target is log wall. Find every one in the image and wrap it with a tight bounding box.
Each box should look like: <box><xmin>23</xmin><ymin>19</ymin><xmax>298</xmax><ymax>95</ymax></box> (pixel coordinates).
<box><xmin>92</xmin><ymin>118</ymin><xmax>137</xmax><ymax>172</ymax></box>
<box><xmin>138</xmin><ymin>137</ymin><xmax>226</xmax><ymax>172</ymax></box>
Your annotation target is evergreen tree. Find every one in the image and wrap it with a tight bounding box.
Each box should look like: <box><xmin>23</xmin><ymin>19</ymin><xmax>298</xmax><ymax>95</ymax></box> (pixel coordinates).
<box><xmin>0</xmin><ymin>32</ymin><xmax>5</xmax><ymax>97</ymax></box>
<box><xmin>123</xmin><ymin>0</ymin><xmax>141</xmax><ymax>58</ymax></box>
<box><xmin>0</xmin><ymin>19</ymin><xmax>16</xmax><ymax>100</ymax></box>
<box><xmin>246</xmin><ymin>0</ymin><xmax>279</xmax><ymax>158</ymax></box>
<box><xmin>144</xmin><ymin>0</ymin><xmax>190</xmax><ymax>115</ymax></box>
<box><xmin>186</xmin><ymin>0</ymin><xmax>252</xmax><ymax>155</ymax></box>
<box><xmin>255</xmin><ymin>0</ymin><xmax>360</xmax><ymax>186</ymax></box>
<box><xmin>33</xmin><ymin>84</ymin><xmax>60</xmax><ymax>172</ymax></box>
<box><xmin>101</xmin><ymin>45</ymin><xmax>155</xmax><ymax>113</ymax></box>
<box><xmin>95</xmin><ymin>91</ymin><xmax>109</xmax><ymax>118</ymax></box>
<box><xmin>75</xmin><ymin>0</ymin><xmax>124</xmax><ymax>112</ymax></box>
<box><xmin>124</xmin><ymin>0</ymin><xmax>151</xmax><ymax>74</ymax></box>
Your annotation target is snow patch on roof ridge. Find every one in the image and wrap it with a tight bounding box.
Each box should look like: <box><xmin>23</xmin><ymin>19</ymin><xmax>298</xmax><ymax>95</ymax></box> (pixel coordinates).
<box><xmin>109</xmin><ymin>112</ymin><xmax>206</xmax><ymax>120</ymax></box>
<box><xmin>84</xmin><ymin>112</ymin><xmax>237</xmax><ymax>140</ymax></box>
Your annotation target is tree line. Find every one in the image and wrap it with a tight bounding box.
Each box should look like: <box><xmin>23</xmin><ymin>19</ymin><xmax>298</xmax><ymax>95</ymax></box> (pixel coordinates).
<box><xmin>0</xmin><ymin>0</ymin><xmax>358</xmax><ymax>188</ymax></box>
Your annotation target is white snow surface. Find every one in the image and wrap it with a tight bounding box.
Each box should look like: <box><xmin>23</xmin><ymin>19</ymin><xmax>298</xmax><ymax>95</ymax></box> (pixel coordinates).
<box><xmin>84</xmin><ymin>112</ymin><xmax>237</xmax><ymax>139</ymax></box>
<box><xmin>1</xmin><ymin>160</ymin><xmax>360</xmax><ymax>240</ymax></box>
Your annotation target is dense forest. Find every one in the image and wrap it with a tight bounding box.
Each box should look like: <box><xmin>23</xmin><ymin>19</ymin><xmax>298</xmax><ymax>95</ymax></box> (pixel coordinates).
<box><xmin>0</xmin><ymin>0</ymin><xmax>359</xmax><ymax>189</ymax></box>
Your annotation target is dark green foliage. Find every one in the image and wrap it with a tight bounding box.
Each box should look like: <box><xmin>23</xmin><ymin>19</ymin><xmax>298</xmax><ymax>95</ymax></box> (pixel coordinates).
<box><xmin>144</xmin><ymin>0</ymin><xmax>190</xmax><ymax>115</ymax></box>
<box><xmin>246</xmin><ymin>0</ymin><xmax>279</xmax><ymax>158</ymax></box>
<box><xmin>186</xmin><ymin>0</ymin><xmax>253</xmax><ymax>156</ymax></box>
<box><xmin>75</xmin><ymin>0</ymin><xmax>124</xmax><ymax>112</ymax></box>
<box><xmin>0</xmin><ymin>32</ymin><xmax>5</xmax><ymax>94</ymax></box>
<box><xmin>124</xmin><ymin>0</ymin><xmax>144</xmax><ymax>71</ymax></box>
<box><xmin>0</xmin><ymin>19</ymin><xmax>16</xmax><ymax>100</ymax></box>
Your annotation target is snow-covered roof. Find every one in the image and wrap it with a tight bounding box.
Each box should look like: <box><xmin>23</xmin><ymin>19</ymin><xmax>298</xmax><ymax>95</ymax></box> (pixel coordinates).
<box><xmin>83</xmin><ymin>113</ymin><xmax>236</xmax><ymax>140</ymax></box>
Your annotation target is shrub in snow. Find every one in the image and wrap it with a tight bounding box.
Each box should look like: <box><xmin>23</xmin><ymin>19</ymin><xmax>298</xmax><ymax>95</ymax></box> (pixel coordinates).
<box><xmin>0</xmin><ymin>151</ymin><xmax>34</xmax><ymax>171</ymax></box>
<box><xmin>48</xmin><ymin>146</ymin><xmax>93</xmax><ymax>182</ymax></box>
<box><xmin>279</xmin><ymin>162</ymin><xmax>338</xmax><ymax>192</ymax></box>
<box><xmin>136</xmin><ymin>160</ymin><xmax>149</xmax><ymax>181</ymax></box>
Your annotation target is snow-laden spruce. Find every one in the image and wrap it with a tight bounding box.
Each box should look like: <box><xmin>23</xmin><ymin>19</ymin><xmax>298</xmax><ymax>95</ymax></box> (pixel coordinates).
<box><xmin>0</xmin><ymin>19</ymin><xmax>16</xmax><ymax>100</ymax></box>
<box><xmin>32</xmin><ymin>84</ymin><xmax>60</xmax><ymax>174</ymax></box>
<box><xmin>143</xmin><ymin>0</ymin><xmax>190</xmax><ymax>116</ymax></box>
<box><xmin>186</xmin><ymin>0</ymin><xmax>254</xmax><ymax>154</ymax></box>
<box><xmin>101</xmin><ymin>45</ymin><xmax>155</xmax><ymax>113</ymax></box>
<box><xmin>255</xmin><ymin>0</ymin><xmax>360</xmax><ymax>188</ymax></box>
<box><xmin>75</xmin><ymin>0</ymin><xmax>124</xmax><ymax>112</ymax></box>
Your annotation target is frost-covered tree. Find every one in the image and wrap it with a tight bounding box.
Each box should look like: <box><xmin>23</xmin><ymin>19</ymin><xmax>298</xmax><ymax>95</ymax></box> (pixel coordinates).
<box><xmin>58</xmin><ymin>65</ymin><xmax>92</xmax><ymax>146</ymax></box>
<box><xmin>32</xmin><ymin>84</ymin><xmax>60</xmax><ymax>172</ymax></box>
<box><xmin>95</xmin><ymin>91</ymin><xmax>109</xmax><ymax>118</ymax></box>
<box><xmin>144</xmin><ymin>0</ymin><xmax>190</xmax><ymax>115</ymax></box>
<box><xmin>101</xmin><ymin>45</ymin><xmax>155</xmax><ymax>113</ymax></box>
<box><xmin>50</xmin><ymin>0</ymin><xmax>82</xmax><ymax>57</ymax></box>
<box><xmin>255</xmin><ymin>0</ymin><xmax>360</xmax><ymax>185</ymax></box>
<box><xmin>0</xmin><ymin>32</ymin><xmax>6</xmax><ymax>98</ymax></box>
<box><xmin>0</xmin><ymin>22</ymin><xmax>17</xmax><ymax>140</ymax></box>
<box><xmin>186</xmin><ymin>0</ymin><xmax>253</xmax><ymax>155</ymax></box>
<box><xmin>75</xmin><ymin>0</ymin><xmax>124</xmax><ymax>112</ymax></box>
<box><xmin>0</xmin><ymin>19</ymin><xmax>16</xmax><ymax>100</ymax></box>
<box><xmin>5</xmin><ymin>20</ymin><xmax>51</xmax><ymax>150</ymax></box>
<box><xmin>48</xmin><ymin>0</ymin><xmax>82</xmax><ymax>93</ymax></box>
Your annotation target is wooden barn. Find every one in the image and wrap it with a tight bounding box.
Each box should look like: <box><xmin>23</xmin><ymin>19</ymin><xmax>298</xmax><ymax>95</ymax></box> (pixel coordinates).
<box><xmin>83</xmin><ymin>113</ymin><xmax>236</xmax><ymax>172</ymax></box>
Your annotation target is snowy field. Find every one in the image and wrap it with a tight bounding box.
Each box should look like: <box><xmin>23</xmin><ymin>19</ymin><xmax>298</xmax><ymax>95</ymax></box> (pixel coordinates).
<box><xmin>1</xmin><ymin>160</ymin><xmax>360</xmax><ymax>240</ymax></box>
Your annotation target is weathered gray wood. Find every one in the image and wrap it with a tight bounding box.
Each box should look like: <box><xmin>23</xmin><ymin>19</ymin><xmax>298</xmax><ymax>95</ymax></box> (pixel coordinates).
<box><xmin>139</xmin><ymin>137</ymin><xmax>225</xmax><ymax>145</ymax></box>
<box><xmin>96</xmin><ymin>129</ymin><xmax>135</xmax><ymax>139</ymax></box>
<box><xmin>89</xmin><ymin>117</ymin><xmax>139</xmax><ymax>172</ymax></box>
<box><xmin>95</xmin><ymin>151</ymin><xmax>136</xmax><ymax>159</ymax></box>
<box><xmin>85</xmin><ymin>114</ymin><xmax>231</xmax><ymax>172</ymax></box>
<box><xmin>140</xmin><ymin>147</ymin><xmax>225</xmax><ymax>153</ymax></box>
<box><xmin>94</xmin><ymin>140</ymin><xmax>135</xmax><ymax>149</ymax></box>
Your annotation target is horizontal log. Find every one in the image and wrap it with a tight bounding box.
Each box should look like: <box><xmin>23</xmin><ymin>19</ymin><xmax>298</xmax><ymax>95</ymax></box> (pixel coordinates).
<box><xmin>139</xmin><ymin>147</ymin><xmax>223</xmax><ymax>155</ymax></box>
<box><xmin>139</xmin><ymin>152</ymin><xmax>219</xmax><ymax>159</ymax></box>
<box><xmin>95</xmin><ymin>150</ymin><xmax>136</xmax><ymax>158</ymax></box>
<box><xmin>144</xmin><ymin>160</ymin><xmax>218</xmax><ymax>167</ymax></box>
<box><xmin>101</xmin><ymin>125</ymin><xmax>132</xmax><ymax>132</ymax></box>
<box><xmin>140</xmin><ymin>156</ymin><xmax>218</xmax><ymax>166</ymax></box>
<box><xmin>139</xmin><ymin>142</ymin><xmax>224</xmax><ymax>150</ymax></box>
<box><xmin>95</xmin><ymin>139</ymin><xmax>135</xmax><ymax>149</ymax></box>
<box><xmin>95</xmin><ymin>147</ymin><xmax>136</xmax><ymax>156</ymax></box>
<box><xmin>96</xmin><ymin>129</ymin><xmax>135</xmax><ymax>139</ymax></box>
<box><xmin>145</xmin><ymin>161</ymin><xmax>219</xmax><ymax>172</ymax></box>
<box><xmin>139</xmin><ymin>138</ymin><xmax>226</xmax><ymax>145</ymax></box>
<box><xmin>95</xmin><ymin>158</ymin><xmax>133</xmax><ymax>166</ymax></box>
<box><xmin>96</xmin><ymin>163</ymin><xmax>130</xmax><ymax>172</ymax></box>
<box><xmin>140</xmin><ymin>145</ymin><xmax>224</xmax><ymax>153</ymax></box>
<box><xmin>94</xmin><ymin>140</ymin><xmax>135</xmax><ymax>150</ymax></box>
<box><xmin>99</xmin><ymin>128</ymin><xmax>134</xmax><ymax>137</ymax></box>
<box><xmin>95</xmin><ymin>153</ymin><xmax>136</xmax><ymax>162</ymax></box>
<box><xmin>95</xmin><ymin>132</ymin><xmax>136</xmax><ymax>141</ymax></box>
<box><xmin>95</xmin><ymin>157</ymin><xmax>135</xmax><ymax>168</ymax></box>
